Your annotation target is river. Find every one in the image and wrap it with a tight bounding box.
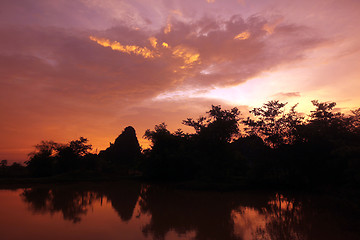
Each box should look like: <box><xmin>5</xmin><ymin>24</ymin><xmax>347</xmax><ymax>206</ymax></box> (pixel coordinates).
<box><xmin>0</xmin><ymin>181</ymin><xmax>358</xmax><ymax>240</ymax></box>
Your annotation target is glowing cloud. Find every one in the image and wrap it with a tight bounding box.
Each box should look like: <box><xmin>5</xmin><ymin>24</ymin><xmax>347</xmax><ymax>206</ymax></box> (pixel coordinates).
<box><xmin>149</xmin><ymin>37</ymin><xmax>158</xmax><ymax>48</ymax></box>
<box><xmin>263</xmin><ymin>24</ymin><xmax>275</xmax><ymax>34</ymax></box>
<box><xmin>90</xmin><ymin>35</ymin><xmax>199</xmax><ymax>69</ymax></box>
<box><xmin>89</xmin><ymin>36</ymin><xmax>157</xmax><ymax>58</ymax></box>
<box><xmin>234</xmin><ymin>31</ymin><xmax>250</xmax><ymax>40</ymax></box>
<box><xmin>207</xmin><ymin>0</ymin><xmax>215</xmax><ymax>3</ymax></box>
<box><xmin>172</xmin><ymin>45</ymin><xmax>200</xmax><ymax>69</ymax></box>
<box><xmin>263</xmin><ymin>18</ymin><xmax>284</xmax><ymax>35</ymax></box>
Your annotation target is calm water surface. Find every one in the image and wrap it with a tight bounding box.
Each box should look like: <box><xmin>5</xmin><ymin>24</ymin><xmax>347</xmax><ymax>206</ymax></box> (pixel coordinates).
<box><xmin>0</xmin><ymin>181</ymin><xmax>358</xmax><ymax>240</ymax></box>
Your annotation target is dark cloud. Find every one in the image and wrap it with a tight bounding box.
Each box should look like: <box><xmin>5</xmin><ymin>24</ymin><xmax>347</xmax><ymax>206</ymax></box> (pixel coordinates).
<box><xmin>272</xmin><ymin>92</ymin><xmax>301</xmax><ymax>99</ymax></box>
<box><xmin>0</xmin><ymin>15</ymin><xmax>323</xmax><ymax>104</ymax></box>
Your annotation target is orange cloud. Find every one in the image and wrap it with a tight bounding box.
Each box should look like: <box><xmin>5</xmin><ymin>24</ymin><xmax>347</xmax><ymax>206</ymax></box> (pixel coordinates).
<box><xmin>234</xmin><ymin>31</ymin><xmax>250</xmax><ymax>40</ymax></box>
<box><xmin>149</xmin><ymin>37</ymin><xmax>158</xmax><ymax>48</ymax></box>
<box><xmin>90</xmin><ymin>34</ymin><xmax>200</xmax><ymax>70</ymax></box>
<box><xmin>89</xmin><ymin>36</ymin><xmax>157</xmax><ymax>58</ymax></box>
<box><xmin>263</xmin><ymin>17</ymin><xmax>284</xmax><ymax>34</ymax></box>
<box><xmin>172</xmin><ymin>45</ymin><xmax>200</xmax><ymax>69</ymax></box>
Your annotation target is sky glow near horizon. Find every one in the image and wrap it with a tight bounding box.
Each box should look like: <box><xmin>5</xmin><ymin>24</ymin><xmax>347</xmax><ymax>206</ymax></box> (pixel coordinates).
<box><xmin>1</xmin><ymin>0</ymin><xmax>360</xmax><ymax>162</ymax></box>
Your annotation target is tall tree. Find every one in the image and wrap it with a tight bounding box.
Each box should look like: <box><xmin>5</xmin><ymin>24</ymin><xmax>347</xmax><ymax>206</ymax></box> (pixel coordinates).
<box><xmin>243</xmin><ymin>101</ymin><xmax>302</xmax><ymax>147</ymax></box>
<box><xmin>183</xmin><ymin>105</ymin><xmax>241</xmax><ymax>143</ymax></box>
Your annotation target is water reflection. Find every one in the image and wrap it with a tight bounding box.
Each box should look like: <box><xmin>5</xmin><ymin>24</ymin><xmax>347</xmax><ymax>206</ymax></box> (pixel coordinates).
<box><xmin>21</xmin><ymin>187</ymin><xmax>96</xmax><ymax>223</ymax></box>
<box><xmin>11</xmin><ymin>183</ymin><xmax>359</xmax><ymax>240</ymax></box>
<box><xmin>21</xmin><ymin>182</ymin><xmax>142</xmax><ymax>223</ymax></box>
<box><xmin>139</xmin><ymin>185</ymin><xmax>241</xmax><ymax>240</ymax></box>
<box><xmin>232</xmin><ymin>194</ymin><xmax>306</xmax><ymax>240</ymax></box>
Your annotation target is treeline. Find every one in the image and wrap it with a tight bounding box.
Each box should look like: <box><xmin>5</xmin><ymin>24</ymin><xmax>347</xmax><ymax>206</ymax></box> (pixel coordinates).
<box><xmin>142</xmin><ymin>100</ymin><xmax>360</xmax><ymax>187</ymax></box>
<box><xmin>0</xmin><ymin>160</ymin><xmax>27</xmax><ymax>178</ymax></box>
<box><xmin>1</xmin><ymin>100</ymin><xmax>360</xmax><ymax>188</ymax></box>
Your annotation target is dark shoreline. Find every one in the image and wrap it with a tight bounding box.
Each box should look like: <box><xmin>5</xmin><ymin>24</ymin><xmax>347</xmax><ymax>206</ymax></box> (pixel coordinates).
<box><xmin>0</xmin><ymin>175</ymin><xmax>355</xmax><ymax>196</ymax></box>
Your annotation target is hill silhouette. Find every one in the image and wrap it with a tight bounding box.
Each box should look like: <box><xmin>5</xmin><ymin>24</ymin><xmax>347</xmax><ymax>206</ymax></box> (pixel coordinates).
<box><xmin>99</xmin><ymin>126</ymin><xmax>142</xmax><ymax>173</ymax></box>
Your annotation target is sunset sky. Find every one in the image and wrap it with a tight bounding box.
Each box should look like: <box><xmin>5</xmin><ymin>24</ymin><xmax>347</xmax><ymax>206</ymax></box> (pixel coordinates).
<box><xmin>1</xmin><ymin>0</ymin><xmax>360</xmax><ymax>162</ymax></box>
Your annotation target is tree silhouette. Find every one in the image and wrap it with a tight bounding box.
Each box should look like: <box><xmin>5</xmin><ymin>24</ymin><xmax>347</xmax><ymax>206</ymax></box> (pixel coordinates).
<box><xmin>1</xmin><ymin>159</ymin><xmax>7</xmax><ymax>167</ymax></box>
<box><xmin>57</xmin><ymin>137</ymin><xmax>92</xmax><ymax>173</ymax></box>
<box><xmin>26</xmin><ymin>138</ymin><xmax>94</xmax><ymax>176</ymax></box>
<box><xmin>243</xmin><ymin>101</ymin><xmax>302</xmax><ymax>148</ymax></box>
<box><xmin>26</xmin><ymin>141</ymin><xmax>60</xmax><ymax>176</ymax></box>
<box><xmin>183</xmin><ymin>105</ymin><xmax>241</xmax><ymax>143</ymax></box>
<box><xmin>143</xmin><ymin>123</ymin><xmax>195</xmax><ymax>179</ymax></box>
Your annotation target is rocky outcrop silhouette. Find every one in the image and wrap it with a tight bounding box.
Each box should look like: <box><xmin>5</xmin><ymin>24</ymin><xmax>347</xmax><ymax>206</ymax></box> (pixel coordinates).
<box><xmin>99</xmin><ymin>126</ymin><xmax>141</xmax><ymax>167</ymax></box>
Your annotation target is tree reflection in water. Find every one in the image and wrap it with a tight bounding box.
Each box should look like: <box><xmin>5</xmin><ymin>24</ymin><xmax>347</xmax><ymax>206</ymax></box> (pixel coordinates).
<box><xmin>19</xmin><ymin>183</ymin><xmax>359</xmax><ymax>239</ymax></box>
<box><xmin>232</xmin><ymin>194</ymin><xmax>306</xmax><ymax>240</ymax></box>
<box><xmin>21</xmin><ymin>187</ymin><xmax>98</xmax><ymax>223</ymax></box>
<box><xmin>138</xmin><ymin>185</ymin><xmax>242</xmax><ymax>240</ymax></box>
<box><xmin>261</xmin><ymin>194</ymin><xmax>305</xmax><ymax>240</ymax></box>
<box><xmin>20</xmin><ymin>181</ymin><xmax>142</xmax><ymax>223</ymax></box>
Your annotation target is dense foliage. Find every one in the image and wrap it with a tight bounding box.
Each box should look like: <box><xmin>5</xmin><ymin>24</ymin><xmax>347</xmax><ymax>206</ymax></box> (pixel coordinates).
<box><xmin>2</xmin><ymin>100</ymin><xmax>360</xmax><ymax>188</ymax></box>
<box><xmin>25</xmin><ymin>137</ymin><xmax>97</xmax><ymax>177</ymax></box>
<box><xmin>142</xmin><ymin>101</ymin><xmax>360</xmax><ymax>187</ymax></box>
